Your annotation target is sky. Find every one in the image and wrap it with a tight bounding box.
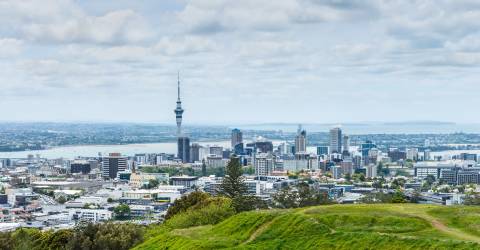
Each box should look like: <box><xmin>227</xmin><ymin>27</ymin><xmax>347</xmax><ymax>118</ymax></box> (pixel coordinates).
<box><xmin>0</xmin><ymin>0</ymin><xmax>479</xmax><ymax>125</ymax></box>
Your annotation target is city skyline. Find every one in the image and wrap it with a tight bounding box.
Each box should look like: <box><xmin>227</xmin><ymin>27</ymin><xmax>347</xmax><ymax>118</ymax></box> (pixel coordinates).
<box><xmin>1</xmin><ymin>1</ymin><xmax>480</xmax><ymax>124</ymax></box>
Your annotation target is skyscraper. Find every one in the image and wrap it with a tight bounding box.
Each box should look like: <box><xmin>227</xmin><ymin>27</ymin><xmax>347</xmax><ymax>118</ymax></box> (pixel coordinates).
<box><xmin>102</xmin><ymin>153</ymin><xmax>127</xmax><ymax>179</ymax></box>
<box><xmin>255</xmin><ymin>153</ymin><xmax>273</xmax><ymax>176</ymax></box>
<box><xmin>295</xmin><ymin>124</ymin><xmax>307</xmax><ymax>153</ymax></box>
<box><xmin>178</xmin><ymin>137</ymin><xmax>191</xmax><ymax>163</ymax></box>
<box><xmin>190</xmin><ymin>143</ymin><xmax>202</xmax><ymax>163</ymax></box>
<box><xmin>231</xmin><ymin>128</ymin><xmax>243</xmax><ymax>148</ymax></box>
<box><xmin>342</xmin><ymin>134</ymin><xmax>350</xmax><ymax>156</ymax></box>
<box><xmin>329</xmin><ymin>127</ymin><xmax>342</xmax><ymax>153</ymax></box>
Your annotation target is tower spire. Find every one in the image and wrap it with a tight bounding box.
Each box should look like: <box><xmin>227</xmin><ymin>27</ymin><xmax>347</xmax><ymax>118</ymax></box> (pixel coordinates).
<box><xmin>177</xmin><ymin>71</ymin><xmax>180</xmax><ymax>101</ymax></box>
<box><xmin>174</xmin><ymin>71</ymin><xmax>184</xmax><ymax>137</ymax></box>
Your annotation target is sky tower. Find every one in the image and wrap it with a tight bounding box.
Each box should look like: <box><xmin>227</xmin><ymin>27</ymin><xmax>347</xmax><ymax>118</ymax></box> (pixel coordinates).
<box><xmin>174</xmin><ymin>72</ymin><xmax>184</xmax><ymax>137</ymax></box>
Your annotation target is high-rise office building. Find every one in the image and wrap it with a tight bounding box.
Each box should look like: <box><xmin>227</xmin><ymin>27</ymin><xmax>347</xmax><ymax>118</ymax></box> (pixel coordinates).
<box><xmin>342</xmin><ymin>135</ymin><xmax>350</xmax><ymax>153</ymax></box>
<box><xmin>255</xmin><ymin>153</ymin><xmax>273</xmax><ymax>176</ymax></box>
<box><xmin>361</xmin><ymin>140</ymin><xmax>376</xmax><ymax>158</ymax></box>
<box><xmin>406</xmin><ymin>148</ymin><xmax>419</xmax><ymax>161</ymax></box>
<box><xmin>329</xmin><ymin>127</ymin><xmax>342</xmax><ymax>153</ymax></box>
<box><xmin>388</xmin><ymin>148</ymin><xmax>406</xmax><ymax>162</ymax></box>
<box><xmin>295</xmin><ymin>125</ymin><xmax>307</xmax><ymax>153</ymax></box>
<box><xmin>231</xmin><ymin>128</ymin><xmax>243</xmax><ymax>148</ymax></box>
<box><xmin>102</xmin><ymin>153</ymin><xmax>127</xmax><ymax>179</ymax></box>
<box><xmin>178</xmin><ymin>137</ymin><xmax>191</xmax><ymax>163</ymax></box>
<box><xmin>233</xmin><ymin>143</ymin><xmax>244</xmax><ymax>155</ymax></box>
<box><xmin>366</xmin><ymin>164</ymin><xmax>378</xmax><ymax>178</ymax></box>
<box><xmin>190</xmin><ymin>143</ymin><xmax>202</xmax><ymax>163</ymax></box>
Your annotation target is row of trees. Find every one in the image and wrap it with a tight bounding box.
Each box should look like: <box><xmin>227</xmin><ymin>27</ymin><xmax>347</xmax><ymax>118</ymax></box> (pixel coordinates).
<box><xmin>360</xmin><ymin>190</ymin><xmax>410</xmax><ymax>204</ymax></box>
<box><xmin>272</xmin><ymin>182</ymin><xmax>332</xmax><ymax>208</ymax></box>
<box><xmin>0</xmin><ymin>222</ymin><xmax>144</xmax><ymax>250</ymax></box>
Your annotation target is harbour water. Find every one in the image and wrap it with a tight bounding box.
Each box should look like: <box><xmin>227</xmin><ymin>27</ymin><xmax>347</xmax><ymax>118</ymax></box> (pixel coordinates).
<box><xmin>1</xmin><ymin>141</ymin><xmax>479</xmax><ymax>161</ymax></box>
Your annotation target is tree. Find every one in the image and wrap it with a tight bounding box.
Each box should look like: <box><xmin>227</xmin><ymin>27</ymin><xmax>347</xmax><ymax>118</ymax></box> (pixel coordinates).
<box><xmin>145</xmin><ymin>179</ymin><xmax>159</xmax><ymax>189</ymax></box>
<box><xmin>360</xmin><ymin>192</ymin><xmax>393</xmax><ymax>204</ymax></box>
<box><xmin>391</xmin><ymin>178</ymin><xmax>406</xmax><ymax>189</ymax></box>
<box><xmin>41</xmin><ymin>229</ymin><xmax>72</xmax><ymax>250</ymax></box>
<box><xmin>359</xmin><ymin>173</ymin><xmax>366</xmax><ymax>182</ymax></box>
<box><xmin>273</xmin><ymin>183</ymin><xmax>331</xmax><ymax>208</ymax></box>
<box><xmin>57</xmin><ymin>196</ymin><xmax>67</xmax><ymax>204</ymax></box>
<box><xmin>297</xmin><ymin>182</ymin><xmax>331</xmax><ymax>207</ymax></box>
<box><xmin>377</xmin><ymin>162</ymin><xmax>390</xmax><ymax>177</ymax></box>
<box><xmin>272</xmin><ymin>186</ymin><xmax>298</xmax><ymax>209</ymax></box>
<box><xmin>464</xmin><ymin>193</ymin><xmax>480</xmax><ymax>205</ymax></box>
<box><xmin>372</xmin><ymin>178</ymin><xmax>384</xmax><ymax>189</ymax></box>
<box><xmin>344</xmin><ymin>173</ymin><xmax>352</xmax><ymax>182</ymax></box>
<box><xmin>218</xmin><ymin>156</ymin><xmax>258</xmax><ymax>212</ymax></box>
<box><xmin>410</xmin><ymin>190</ymin><xmax>421</xmax><ymax>203</ymax></box>
<box><xmin>243</xmin><ymin>166</ymin><xmax>255</xmax><ymax>175</ymax></box>
<box><xmin>219</xmin><ymin>157</ymin><xmax>247</xmax><ymax>197</ymax></box>
<box><xmin>391</xmin><ymin>190</ymin><xmax>407</xmax><ymax>203</ymax></box>
<box><xmin>422</xmin><ymin>174</ymin><xmax>436</xmax><ymax>191</ymax></box>
<box><xmin>67</xmin><ymin>222</ymin><xmax>144</xmax><ymax>250</ymax></box>
<box><xmin>114</xmin><ymin>204</ymin><xmax>131</xmax><ymax>220</ymax></box>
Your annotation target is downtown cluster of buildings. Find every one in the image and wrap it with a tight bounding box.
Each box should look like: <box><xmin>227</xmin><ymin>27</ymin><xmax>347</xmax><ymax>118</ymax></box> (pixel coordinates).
<box><xmin>2</xmin><ymin>76</ymin><xmax>480</xmax><ymax>232</ymax></box>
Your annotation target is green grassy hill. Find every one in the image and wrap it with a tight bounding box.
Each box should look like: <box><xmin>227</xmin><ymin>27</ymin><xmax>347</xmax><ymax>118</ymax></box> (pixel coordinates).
<box><xmin>135</xmin><ymin>204</ymin><xmax>480</xmax><ymax>249</ymax></box>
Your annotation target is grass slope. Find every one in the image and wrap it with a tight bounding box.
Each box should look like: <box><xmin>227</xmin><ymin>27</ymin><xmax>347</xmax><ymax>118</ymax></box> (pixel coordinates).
<box><xmin>135</xmin><ymin>204</ymin><xmax>480</xmax><ymax>250</ymax></box>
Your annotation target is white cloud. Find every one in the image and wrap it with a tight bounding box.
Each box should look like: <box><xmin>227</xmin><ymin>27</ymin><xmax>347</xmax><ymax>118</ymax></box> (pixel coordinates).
<box><xmin>0</xmin><ymin>38</ymin><xmax>24</xmax><ymax>57</ymax></box>
<box><xmin>1</xmin><ymin>0</ymin><xmax>480</xmax><ymax>123</ymax></box>
<box><xmin>177</xmin><ymin>0</ymin><xmax>374</xmax><ymax>34</ymax></box>
<box><xmin>445</xmin><ymin>34</ymin><xmax>480</xmax><ymax>52</ymax></box>
<box><xmin>154</xmin><ymin>36</ymin><xmax>217</xmax><ymax>56</ymax></box>
<box><xmin>0</xmin><ymin>0</ymin><xmax>152</xmax><ymax>44</ymax></box>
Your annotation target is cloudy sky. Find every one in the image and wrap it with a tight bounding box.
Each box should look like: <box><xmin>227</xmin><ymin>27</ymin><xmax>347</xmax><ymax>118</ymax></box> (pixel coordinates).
<box><xmin>0</xmin><ymin>0</ymin><xmax>479</xmax><ymax>125</ymax></box>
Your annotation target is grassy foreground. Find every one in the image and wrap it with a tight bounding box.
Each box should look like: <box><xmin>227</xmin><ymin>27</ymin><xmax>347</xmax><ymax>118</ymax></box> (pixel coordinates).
<box><xmin>135</xmin><ymin>204</ymin><xmax>480</xmax><ymax>249</ymax></box>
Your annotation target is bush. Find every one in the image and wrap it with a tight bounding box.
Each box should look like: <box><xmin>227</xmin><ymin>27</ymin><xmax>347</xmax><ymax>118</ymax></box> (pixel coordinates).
<box><xmin>165</xmin><ymin>191</ymin><xmax>211</xmax><ymax>219</ymax></box>
<box><xmin>165</xmin><ymin>197</ymin><xmax>235</xmax><ymax>229</ymax></box>
<box><xmin>0</xmin><ymin>222</ymin><xmax>144</xmax><ymax>250</ymax></box>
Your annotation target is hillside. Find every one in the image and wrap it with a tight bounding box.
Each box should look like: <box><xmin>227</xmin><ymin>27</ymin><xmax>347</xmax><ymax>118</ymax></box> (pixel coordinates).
<box><xmin>135</xmin><ymin>204</ymin><xmax>480</xmax><ymax>249</ymax></box>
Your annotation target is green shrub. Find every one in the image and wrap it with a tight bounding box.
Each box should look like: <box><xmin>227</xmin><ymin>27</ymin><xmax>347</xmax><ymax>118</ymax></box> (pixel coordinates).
<box><xmin>165</xmin><ymin>197</ymin><xmax>235</xmax><ymax>229</ymax></box>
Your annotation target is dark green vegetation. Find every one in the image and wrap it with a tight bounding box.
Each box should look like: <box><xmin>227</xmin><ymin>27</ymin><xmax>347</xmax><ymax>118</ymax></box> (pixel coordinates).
<box><xmin>272</xmin><ymin>182</ymin><xmax>332</xmax><ymax>208</ymax></box>
<box><xmin>135</xmin><ymin>204</ymin><xmax>480</xmax><ymax>250</ymax></box>
<box><xmin>114</xmin><ymin>204</ymin><xmax>132</xmax><ymax>220</ymax></box>
<box><xmin>0</xmin><ymin>222</ymin><xmax>144</xmax><ymax>250</ymax></box>
<box><xmin>217</xmin><ymin>156</ymin><xmax>266</xmax><ymax>212</ymax></box>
